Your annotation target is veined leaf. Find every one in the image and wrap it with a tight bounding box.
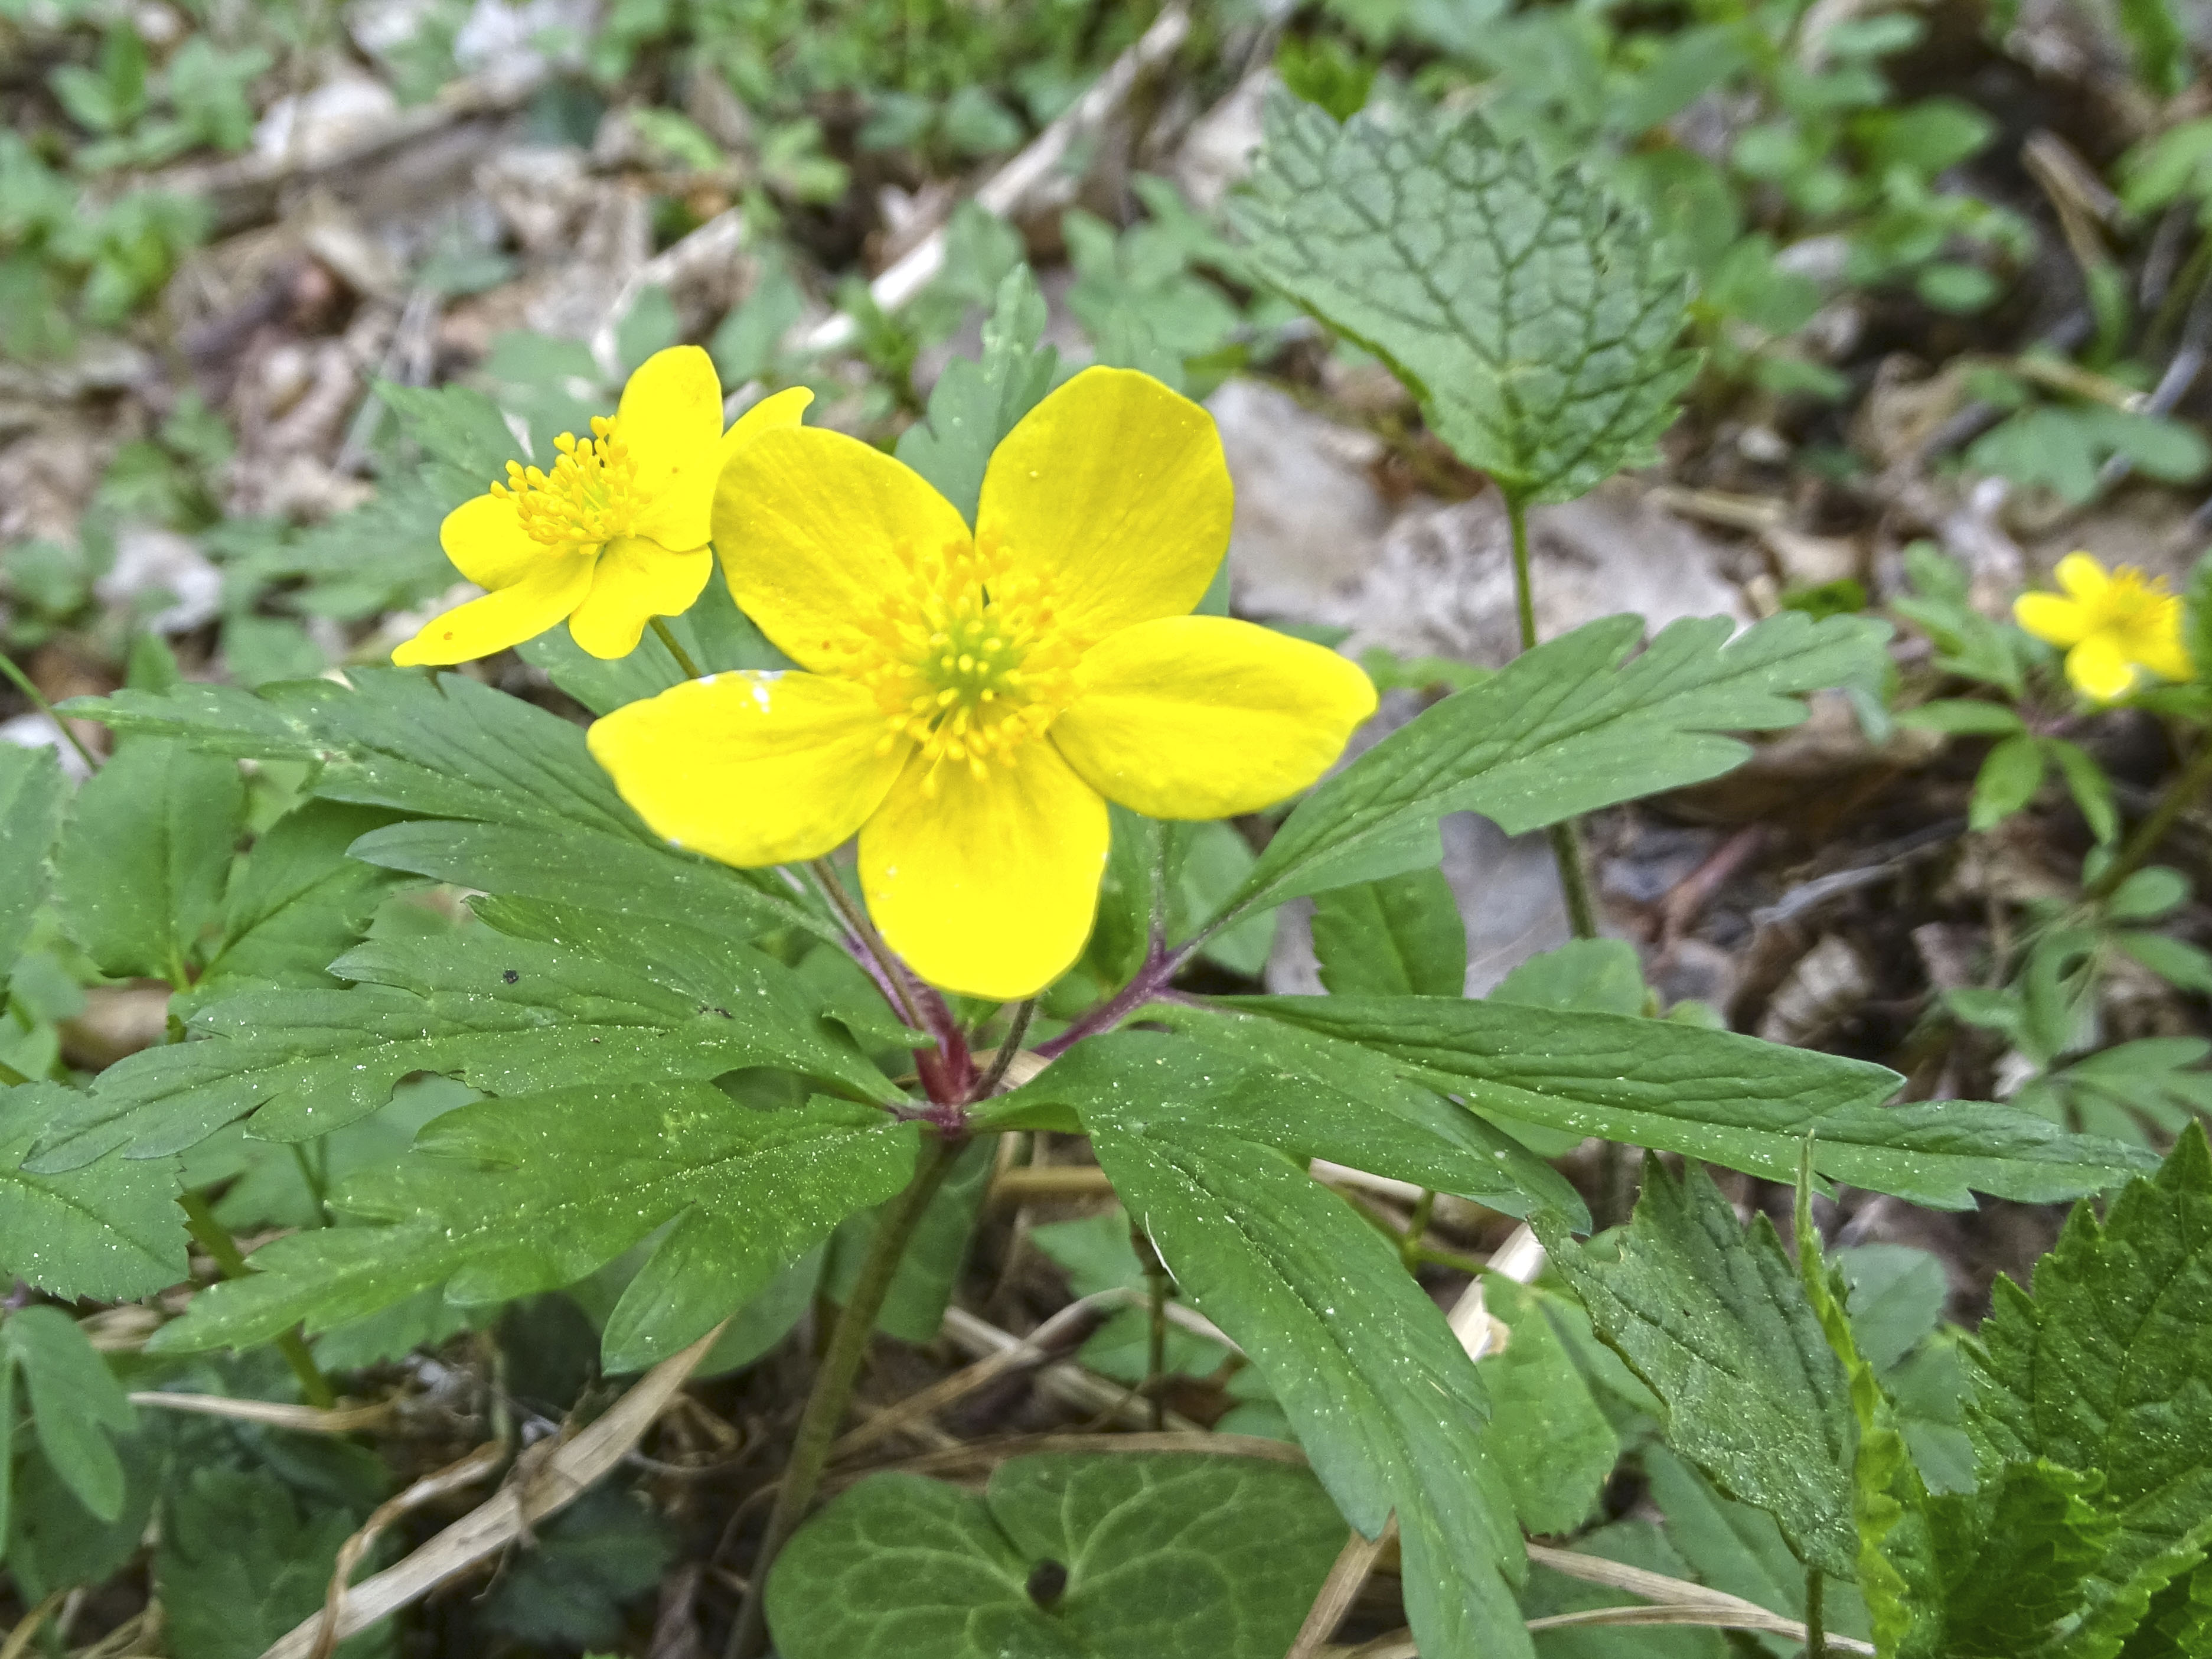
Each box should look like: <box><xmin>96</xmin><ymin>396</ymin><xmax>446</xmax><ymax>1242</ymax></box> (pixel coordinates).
<box><xmin>155</xmin><ymin>1467</ymin><xmax>380</xmax><ymax>1659</ymax></box>
<box><xmin>896</xmin><ymin>263</ymin><xmax>1059</xmax><ymax>526</ymax></box>
<box><xmin>31</xmin><ymin>920</ymin><xmax>902</xmax><ymax>1171</ymax></box>
<box><xmin>54</xmin><ymin>738</ymin><xmax>243</xmax><ymax>983</ymax></box>
<box><xmin>1087</xmin><ymin>1119</ymin><xmax>1532</xmax><ymax>1659</ymax></box>
<box><xmin>154</xmin><ymin>1084</ymin><xmax>916</xmax><ymax>1368</ymax></box>
<box><xmin>1311</xmin><ymin>865</ymin><xmax>1467</xmax><ymax>996</ymax></box>
<box><xmin>1202</xmin><ymin>611</ymin><xmax>1890</xmax><ymax>931</ymax></box>
<box><xmin>1968</xmin><ymin>1124</ymin><xmax>2212</xmax><ymax>1659</ymax></box>
<box><xmin>0</xmin><ymin>1082</ymin><xmax>184</xmax><ymax>1299</ymax></box>
<box><xmin>766</xmin><ymin>1453</ymin><xmax>1345</xmax><ymax>1659</ymax></box>
<box><xmin>978</xmin><ymin>1025</ymin><xmax>1585</xmax><ymax>1223</ymax></box>
<box><xmin>1234</xmin><ymin>995</ymin><xmax>2153</xmax><ymax>1207</ymax></box>
<box><xmin>2</xmin><ymin>1305</ymin><xmax>136</xmax><ymax>1522</ymax></box>
<box><xmin>1540</xmin><ymin>1160</ymin><xmax>1859</xmax><ymax>1576</ymax></box>
<box><xmin>1479</xmin><ymin>1280</ymin><xmax>1619</xmax><ymax>1536</ymax></box>
<box><xmin>1234</xmin><ymin>91</ymin><xmax>1698</xmax><ymax>505</ymax></box>
<box><xmin>0</xmin><ymin>744</ymin><xmax>64</xmax><ymax>994</ymax></box>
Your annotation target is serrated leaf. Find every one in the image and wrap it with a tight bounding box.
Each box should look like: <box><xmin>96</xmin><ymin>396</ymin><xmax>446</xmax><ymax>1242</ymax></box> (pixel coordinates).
<box><xmin>32</xmin><ymin>918</ymin><xmax>900</xmax><ymax>1172</ymax></box>
<box><xmin>1085</xmin><ymin>1119</ymin><xmax>1531</xmax><ymax>1659</ymax></box>
<box><xmin>480</xmin><ymin>1485</ymin><xmax>672</xmax><ymax>1647</ymax></box>
<box><xmin>155</xmin><ymin>1467</ymin><xmax>383</xmax><ymax>1659</ymax></box>
<box><xmin>982</xmin><ymin>1024</ymin><xmax>1585</xmax><ymax>1223</ymax></box>
<box><xmin>1492</xmin><ymin>937</ymin><xmax>1647</xmax><ymax>1016</ymax></box>
<box><xmin>1234</xmin><ymin>93</ymin><xmax>1699</xmax><ymax>504</ymax></box>
<box><xmin>54</xmin><ymin>738</ymin><xmax>243</xmax><ymax>982</ymax></box>
<box><xmin>1311</xmin><ymin>865</ymin><xmax>1467</xmax><ymax>996</ymax></box>
<box><xmin>63</xmin><ymin>670</ymin><xmax>827</xmax><ymax>942</ymax></box>
<box><xmin>2</xmin><ymin>1305</ymin><xmax>135</xmax><ymax>1521</ymax></box>
<box><xmin>767</xmin><ymin>1453</ymin><xmax>1346</xmax><ymax>1659</ymax></box>
<box><xmin>517</xmin><ymin>562</ymin><xmax>789</xmax><ymax>716</ymax></box>
<box><xmin>1927</xmin><ymin>1462</ymin><xmax>2122</xmax><ymax>1657</ymax></box>
<box><xmin>0</xmin><ymin>744</ymin><xmax>64</xmax><ymax>995</ymax></box>
<box><xmin>2120</xmin><ymin>1565</ymin><xmax>2212</xmax><ymax>1659</ymax></box>
<box><xmin>155</xmin><ymin>1084</ymin><xmax>916</xmax><ymax>1367</ymax></box>
<box><xmin>0</xmin><ymin>1081</ymin><xmax>184</xmax><ymax>1299</ymax></box>
<box><xmin>1479</xmin><ymin>1280</ymin><xmax>1620</xmax><ymax>1536</ymax></box>
<box><xmin>1540</xmin><ymin>1160</ymin><xmax>1859</xmax><ymax>1576</ymax></box>
<box><xmin>1643</xmin><ymin>1444</ymin><xmax>1839</xmax><ymax>1654</ymax></box>
<box><xmin>896</xmin><ymin>264</ymin><xmax>1059</xmax><ymax>525</ymax></box>
<box><xmin>1202</xmin><ymin>611</ymin><xmax>1890</xmax><ymax>930</ymax></box>
<box><xmin>1968</xmin><ymin>1124</ymin><xmax>2212</xmax><ymax>1659</ymax></box>
<box><xmin>1232</xmin><ymin>995</ymin><xmax>2154</xmax><ymax>1206</ymax></box>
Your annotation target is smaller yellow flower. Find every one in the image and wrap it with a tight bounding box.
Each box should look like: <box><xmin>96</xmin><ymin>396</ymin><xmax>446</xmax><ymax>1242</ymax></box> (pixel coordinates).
<box><xmin>2014</xmin><ymin>553</ymin><xmax>2194</xmax><ymax>702</ymax></box>
<box><xmin>393</xmin><ymin>347</ymin><xmax>812</xmax><ymax>666</ymax></box>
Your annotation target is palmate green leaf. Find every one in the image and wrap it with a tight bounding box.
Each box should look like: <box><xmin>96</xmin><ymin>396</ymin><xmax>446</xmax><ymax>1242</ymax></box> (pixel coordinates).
<box><xmin>1311</xmin><ymin>865</ymin><xmax>1467</xmax><ymax>996</ymax></box>
<box><xmin>1087</xmin><ymin>1120</ymin><xmax>1530</xmax><ymax>1659</ymax></box>
<box><xmin>156</xmin><ymin>1468</ymin><xmax>384</xmax><ymax>1659</ymax></box>
<box><xmin>1923</xmin><ymin>1462</ymin><xmax>2121</xmax><ymax>1658</ymax></box>
<box><xmin>0</xmin><ymin>1082</ymin><xmax>184</xmax><ymax>1299</ymax></box>
<box><xmin>1235</xmin><ymin>995</ymin><xmax>2154</xmax><ymax>1207</ymax></box>
<box><xmin>155</xmin><ymin>1084</ymin><xmax>916</xmax><ymax>1369</ymax></box>
<box><xmin>767</xmin><ymin>1453</ymin><xmax>1346</xmax><ymax>1659</ymax></box>
<box><xmin>64</xmin><ymin>668</ymin><xmax>829</xmax><ymax>946</ymax></box>
<box><xmin>30</xmin><ymin>914</ymin><xmax>901</xmax><ymax>1172</ymax></box>
<box><xmin>1968</xmin><ymin>1123</ymin><xmax>2212</xmax><ymax>1659</ymax></box>
<box><xmin>0</xmin><ymin>744</ymin><xmax>64</xmax><ymax>994</ymax></box>
<box><xmin>1479</xmin><ymin>1280</ymin><xmax>1620</xmax><ymax>1537</ymax></box>
<box><xmin>980</xmin><ymin>1025</ymin><xmax>1585</xmax><ymax>1223</ymax></box>
<box><xmin>2</xmin><ymin>1306</ymin><xmax>136</xmax><ymax>1524</ymax></box>
<box><xmin>1200</xmin><ymin>611</ymin><xmax>1890</xmax><ymax>930</ymax></box>
<box><xmin>1539</xmin><ymin>1161</ymin><xmax>1859</xmax><ymax>1576</ymax></box>
<box><xmin>896</xmin><ymin>263</ymin><xmax>1059</xmax><ymax>526</ymax></box>
<box><xmin>1234</xmin><ymin>92</ymin><xmax>1698</xmax><ymax>506</ymax></box>
<box><xmin>54</xmin><ymin>737</ymin><xmax>243</xmax><ymax>982</ymax></box>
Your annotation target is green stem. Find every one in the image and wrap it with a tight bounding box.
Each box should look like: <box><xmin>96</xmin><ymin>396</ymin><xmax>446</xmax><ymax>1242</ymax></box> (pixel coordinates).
<box><xmin>727</xmin><ymin>1132</ymin><xmax>958</xmax><ymax>1659</ymax></box>
<box><xmin>0</xmin><ymin>651</ymin><xmax>98</xmax><ymax>774</ymax></box>
<box><xmin>1131</xmin><ymin>1222</ymin><xmax>1169</xmax><ymax>1432</ymax></box>
<box><xmin>971</xmin><ymin>999</ymin><xmax>1036</xmax><ymax>1100</ymax></box>
<box><xmin>1399</xmin><ymin>1189</ymin><xmax>1437</xmax><ymax>1274</ymax></box>
<box><xmin>649</xmin><ymin>617</ymin><xmax>704</xmax><ymax>681</ymax></box>
<box><xmin>1505</xmin><ymin>496</ymin><xmax>1600</xmax><ymax>940</ymax></box>
<box><xmin>1805</xmin><ymin>1568</ymin><xmax>1826</xmax><ymax>1659</ymax></box>
<box><xmin>2084</xmin><ymin>732</ymin><xmax>2212</xmax><ymax>904</ymax></box>
<box><xmin>291</xmin><ymin>1143</ymin><xmax>332</xmax><ymax>1225</ymax></box>
<box><xmin>178</xmin><ymin>1191</ymin><xmax>335</xmax><ymax>1409</ymax></box>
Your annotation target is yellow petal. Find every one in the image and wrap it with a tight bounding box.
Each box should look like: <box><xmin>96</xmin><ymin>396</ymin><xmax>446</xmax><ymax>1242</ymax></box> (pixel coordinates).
<box><xmin>716</xmin><ymin>384</ymin><xmax>815</xmax><ymax>471</ymax></box>
<box><xmin>715</xmin><ymin>426</ymin><xmax>972</xmax><ymax>672</ymax></box>
<box><xmin>616</xmin><ymin>346</ymin><xmax>726</xmax><ymax>551</ymax></box>
<box><xmin>975</xmin><ymin>366</ymin><xmax>1232</xmax><ymax>645</ymax></box>
<box><xmin>2015</xmin><ymin>592</ymin><xmax>2092</xmax><ymax>647</ymax></box>
<box><xmin>440</xmin><ymin>492</ymin><xmax>546</xmax><ymax>589</ymax></box>
<box><xmin>391</xmin><ymin>558</ymin><xmax>593</xmax><ymax>666</ymax></box>
<box><xmin>567</xmin><ymin>536</ymin><xmax>713</xmax><ymax>660</ymax></box>
<box><xmin>1051</xmin><ymin>616</ymin><xmax>1378</xmax><ymax>819</ymax></box>
<box><xmin>2135</xmin><ymin>615</ymin><xmax>2195</xmax><ymax>684</ymax></box>
<box><xmin>2066</xmin><ymin>633</ymin><xmax>2137</xmax><ymax>701</ymax></box>
<box><xmin>588</xmin><ymin>672</ymin><xmax>908</xmax><ymax>865</ymax></box>
<box><xmin>2055</xmin><ymin>552</ymin><xmax>2110</xmax><ymax>603</ymax></box>
<box><xmin>860</xmin><ymin>741</ymin><xmax>1109</xmax><ymax>999</ymax></box>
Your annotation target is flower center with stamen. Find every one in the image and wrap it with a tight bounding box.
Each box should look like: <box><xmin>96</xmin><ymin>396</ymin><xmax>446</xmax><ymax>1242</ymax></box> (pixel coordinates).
<box><xmin>851</xmin><ymin>535</ymin><xmax>1079</xmax><ymax>790</ymax></box>
<box><xmin>492</xmin><ymin>415</ymin><xmax>639</xmax><ymax>549</ymax></box>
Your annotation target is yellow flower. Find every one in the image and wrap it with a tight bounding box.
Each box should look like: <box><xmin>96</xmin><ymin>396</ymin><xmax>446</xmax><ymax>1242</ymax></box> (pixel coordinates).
<box><xmin>393</xmin><ymin>347</ymin><xmax>812</xmax><ymax>666</ymax></box>
<box><xmin>2014</xmin><ymin>552</ymin><xmax>2194</xmax><ymax>702</ymax></box>
<box><xmin>588</xmin><ymin>367</ymin><xmax>1378</xmax><ymax>999</ymax></box>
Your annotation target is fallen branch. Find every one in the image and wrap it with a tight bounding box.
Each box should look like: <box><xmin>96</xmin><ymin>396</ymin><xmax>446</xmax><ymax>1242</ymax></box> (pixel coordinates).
<box><xmin>255</xmin><ymin>1319</ymin><xmax>727</xmax><ymax>1659</ymax></box>
<box><xmin>128</xmin><ymin>1391</ymin><xmax>394</xmax><ymax>1435</ymax></box>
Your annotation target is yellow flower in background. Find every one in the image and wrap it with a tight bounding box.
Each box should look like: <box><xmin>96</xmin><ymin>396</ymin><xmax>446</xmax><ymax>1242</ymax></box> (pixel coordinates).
<box><xmin>393</xmin><ymin>347</ymin><xmax>812</xmax><ymax>666</ymax></box>
<box><xmin>589</xmin><ymin>367</ymin><xmax>1378</xmax><ymax>1000</ymax></box>
<box><xmin>2014</xmin><ymin>552</ymin><xmax>2194</xmax><ymax>702</ymax></box>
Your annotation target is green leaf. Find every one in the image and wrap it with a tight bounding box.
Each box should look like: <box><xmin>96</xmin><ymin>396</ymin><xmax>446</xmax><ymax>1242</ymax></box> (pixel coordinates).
<box><xmin>1231</xmin><ymin>995</ymin><xmax>2154</xmax><ymax>1206</ymax></box>
<box><xmin>1897</xmin><ymin>699</ymin><xmax>2027</xmax><ymax>736</ymax></box>
<box><xmin>824</xmin><ymin>1135</ymin><xmax>994</xmax><ymax>1342</ymax></box>
<box><xmin>0</xmin><ymin>744</ymin><xmax>63</xmax><ymax>994</ymax></box>
<box><xmin>1492</xmin><ymin>937</ymin><xmax>1649</xmax><ymax>1017</ymax></box>
<box><xmin>66</xmin><ymin>670</ymin><xmax>828</xmax><ymax>943</ymax></box>
<box><xmin>155</xmin><ymin>1468</ymin><xmax>379</xmax><ymax>1659</ymax></box>
<box><xmin>896</xmin><ymin>264</ymin><xmax>1059</xmax><ymax>526</ymax></box>
<box><xmin>517</xmin><ymin>562</ymin><xmax>788</xmax><ymax>716</ymax></box>
<box><xmin>32</xmin><ymin>916</ymin><xmax>900</xmax><ymax>1171</ymax></box>
<box><xmin>1539</xmin><ymin>1159</ymin><xmax>1858</xmax><ymax>1576</ymax></box>
<box><xmin>1926</xmin><ymin>1461</ymin><xmax>2122</xmax><ymax>1657</ymax></box>
<box><xmin>2050</xmin><ymin>741</ymin><xmax>2121</xmax><ymax>845</ymax></box>
<box><xmin>2119</xmin><ymin>1565</ymin><xmax>2212</xmax><ymax>1659</ymax></box>
<box><xmin>1968</xmin><ymin>1123</ymin><xmax>2212</xmax><ymax>1659</ymax></box>
<box><xmin>154</xmin><ymin>1084</ymin><xmax>916</xmax><ymax>1368</ymax></box>
<box><xmin>1311</xmin><ymin>865</ymin><xmax>1467</xmax><ymax>996</ymax></box>
<box><xmin>2</xmin><ymin>1305</ymin><xmax>135</xmax><ymax>1521</ymax></box>
<box><xmin>767</xmin><ymin>1453</ymin><xmax>1348</xmax><ymax>1658</ymax></box>
<box><xmin>1234</xmin><ymin>92</ymin><xmax>1698</xmax><ymax>505</ymax></box>
<box><xmin>1521</xmin><ymin>1520</ymin><xmax>1731</xmax><ymax>1659</ymax></box>
<box><xmin>1479</xmin><ymin>1280</ymin><xmax>1620</xmax><ymax>1536</ymax></box>
<box><xmin>479</xmin><ymin>1485</ymin><xmax>672</xmax><ymax>1647</ymax></box>
<box><xmin>1836</xmin><ymin>1244</ymin><xmax>1948</xmax><ymax>1375</ymax></box>
<box><xmin>984</xmin><ymin>1025</ymin><xmax>1585</xmax><ymax>1223</ymax></box>
<box><xmin>54</xmin><ymin>738</ymin><xmax>243</xmax><ymax>982</ymax></box>
<box><xmin>0</xmin><ymin>1081</ymin><xmax>184</xmax><ymax>1299</ymax></box>
<box><xmin>1643</xmin><ymin>1444</ymin><xmax>1836</xmax><ymax>1650</ymax></box>
<box><xmin>1204</xmin><ymin>611</ymin><xmax>1889</xmax><ymax>928</ymax></box>
<box><xmin>1970</xmin><ymin>732</ymin><xmax>2046</xmax><ymax>830</ymax></box>
<box><xmin>1084</xmin><ymin>1119</ymin><xmax>1532</xmax><ymax>1659</ymax></box>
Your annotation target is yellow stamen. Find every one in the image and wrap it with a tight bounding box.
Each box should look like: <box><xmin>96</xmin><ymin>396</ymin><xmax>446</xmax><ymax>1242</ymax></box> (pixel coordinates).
<box><xmin>492</xmin><ymin>418</ymin><xmax>641</xmax><ymax>549</ymax></box>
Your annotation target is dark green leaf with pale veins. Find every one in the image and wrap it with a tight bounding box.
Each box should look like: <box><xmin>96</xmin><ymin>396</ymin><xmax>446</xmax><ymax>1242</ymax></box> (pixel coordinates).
<box><xmin>0</xmin><ymin>1081</ymin><xmax>184</xmax><ymax>1299</ymax></box>
<box><xmin>0</xmin><ymin>744</ymin><xmax>64</xmax><ymax>993</ymax></box>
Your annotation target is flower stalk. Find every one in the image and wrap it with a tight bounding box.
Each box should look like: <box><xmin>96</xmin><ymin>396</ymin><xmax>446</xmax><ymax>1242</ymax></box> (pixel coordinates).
<box><xmin>1506</xmin><ymin>495</ymin><xmax>1600</xmax><ymax>941</ymax></box>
